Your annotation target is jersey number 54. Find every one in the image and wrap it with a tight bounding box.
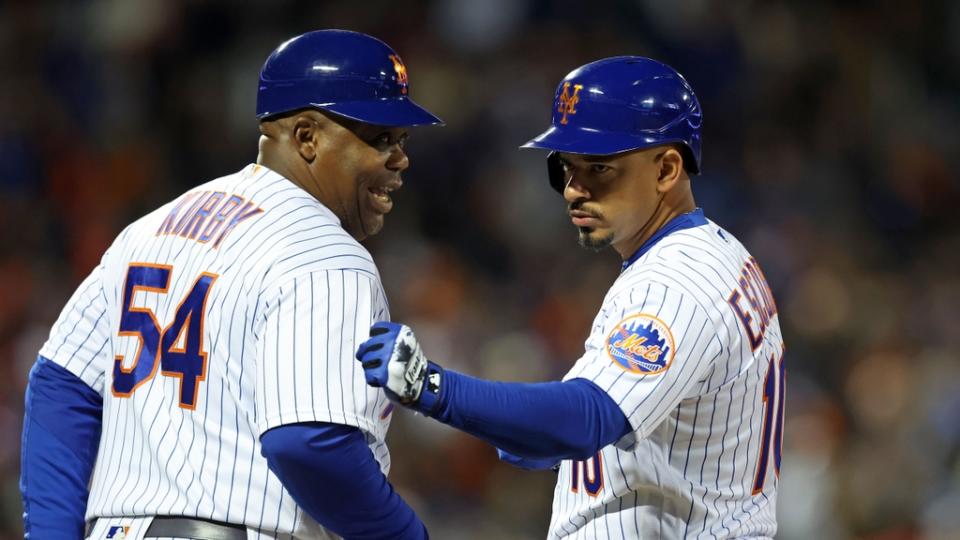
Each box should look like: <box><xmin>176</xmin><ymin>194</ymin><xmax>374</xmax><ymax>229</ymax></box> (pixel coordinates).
<box><xmin>111</xmin><ymin>263</ymin><xmax>218</xmax><ymax>409</ymax></box>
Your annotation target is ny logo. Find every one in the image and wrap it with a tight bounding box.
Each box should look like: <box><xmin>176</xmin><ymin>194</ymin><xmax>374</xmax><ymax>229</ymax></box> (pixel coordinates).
<box><xmin>557</xmin><ymin>82</ymin><xmax>584</xmax><ymax>125</ymax></box>
<box><xmin>389</xmin><ymin>54</ymin><xmax>408</xmax><ymax>95</ymax></box>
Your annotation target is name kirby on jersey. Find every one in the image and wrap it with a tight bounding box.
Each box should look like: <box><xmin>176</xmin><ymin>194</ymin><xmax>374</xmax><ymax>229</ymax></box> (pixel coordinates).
<box><xmin>156</xmin><ymin>189</ymin><xmax>264</xmax><ymax>248</ymax></box>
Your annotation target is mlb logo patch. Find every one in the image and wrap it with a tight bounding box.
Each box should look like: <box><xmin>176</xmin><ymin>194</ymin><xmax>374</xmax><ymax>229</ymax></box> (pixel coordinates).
<box><xmin>606</xmin><ymin>313</ymin><xmax>675</xmax><ymax>375</ymax></box>
<box><xmin>106</xmin><ymin>525</ymin><xmax>130</xmax><ymax>539</ymax></box>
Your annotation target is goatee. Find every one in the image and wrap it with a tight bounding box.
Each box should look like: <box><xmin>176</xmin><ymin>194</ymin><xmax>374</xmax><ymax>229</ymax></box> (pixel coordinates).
<box><xmin>578</xmin><ymin>228</ymin><xmax>613</xmax><ymax>251</ymax></box>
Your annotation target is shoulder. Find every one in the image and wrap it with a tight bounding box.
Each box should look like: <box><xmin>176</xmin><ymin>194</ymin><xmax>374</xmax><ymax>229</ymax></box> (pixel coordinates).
<box><xmin>649</xmin><ymin>218</ymin><xmax>739</xmax><ymax>269</ymax></box>
<box><xmin>598</xmin><ymin>222</ymin><xmax>736</xmax><ymax>322</ymax></box>
<box><xmin>212</xmin><ymin>166</ymin><xmax>379</xmax><ymax>276</ymax></box>
<box><xmin>607</xmin><ymin>219</ymin><xmax>762</xmax><ymax>348</ymax></box>
<box><xmin>264</xmin><ymin>225</ymin><xmax>379</xmax><ymax>279</ymax></box>
<box><xmin>624</xmin><ymin>218</ymin><xmax>748</xmax><ymax>301</ymax></box>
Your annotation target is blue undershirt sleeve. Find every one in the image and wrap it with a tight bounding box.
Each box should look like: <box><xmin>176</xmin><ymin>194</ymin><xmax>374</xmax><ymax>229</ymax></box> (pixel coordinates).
<box><xmin>21</xmin><ymin>356</ymin><xmax>104</xmax><ymax>540</ymax></box>
<box><xmin>260</xmin><ymin>422</ymin><xmax>427</xmax><ymax>540</ymax></box>
<box><xmin>496</xmin><ymin>448</ymin><xmax>560</xmax><ymax>471</ymax></box>
<box><xmin>429</xmin><ymin>374</ymin><xmax>631</xmax><ymax>460</ymax></box>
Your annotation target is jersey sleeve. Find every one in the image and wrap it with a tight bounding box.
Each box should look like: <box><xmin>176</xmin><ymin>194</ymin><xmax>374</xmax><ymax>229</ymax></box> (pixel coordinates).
<box><xmin>254</xmin><ymin>269</ymin><xmax>390</xmax><ymax>437</ymax></box>
<box><xmin>563</xmin><ymin>281</ymin><xmax>722</xmax><ymax>447</ymax></box>
<box><xmin>37</xmin><ymin>259</ymin><xmax>114</xmax><ymax>394</ymax></box>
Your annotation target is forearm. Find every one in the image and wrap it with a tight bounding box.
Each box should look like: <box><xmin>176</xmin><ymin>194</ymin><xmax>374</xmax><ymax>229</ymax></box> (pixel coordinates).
<box><xmin>260</xmin><ymin>423</ymin><xmax>427</xmax><ymax>539</ymax></box>
<box><xmin>427</xmin><ymin>374</ymin><xmax>630</xmax><ymax>460</ymax></box>
<box><xmin>355</xmin><ymin>322</ymin><xmax>631</xmax><ymax>461</ymax></box>
<box><xmin>21</xmin><ymin>356</ymin><xmax>103</xmax><ymax>539</ymax></box>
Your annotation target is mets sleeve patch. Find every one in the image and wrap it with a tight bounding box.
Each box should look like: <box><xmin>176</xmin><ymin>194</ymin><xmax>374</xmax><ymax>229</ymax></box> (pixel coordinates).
<box><xmin>605</xmin><ymin>313</ymin><xmax>675</xmax><ymax>375</ymax></box>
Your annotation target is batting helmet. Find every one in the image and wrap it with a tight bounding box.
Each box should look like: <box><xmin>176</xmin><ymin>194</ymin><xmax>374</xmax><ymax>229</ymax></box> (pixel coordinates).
<box><xmin>522</xmin><ymin>56</ymin><xmax>702</xmax><ymax>192</ymax></box>
<box><xmin>256</xmin><ymin>30</ymin><xmax>443</xmax><ymax>127</ymax></box>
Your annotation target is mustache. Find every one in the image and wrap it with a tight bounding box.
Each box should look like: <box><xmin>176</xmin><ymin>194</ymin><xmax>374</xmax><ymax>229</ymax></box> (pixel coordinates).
<box><xmin>568</xmin><ymin>200</ymin><xmax>603</xmax><ymax>219</ymax></box>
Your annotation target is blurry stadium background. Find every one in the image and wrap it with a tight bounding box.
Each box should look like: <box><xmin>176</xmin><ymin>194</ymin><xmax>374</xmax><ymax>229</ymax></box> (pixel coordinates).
<box><xmin>2</xmin><ymin>0</ymin><xmax>959</xmax><ymax>538</ymax></box>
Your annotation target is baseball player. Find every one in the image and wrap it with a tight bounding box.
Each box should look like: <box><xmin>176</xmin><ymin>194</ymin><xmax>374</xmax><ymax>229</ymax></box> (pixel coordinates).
<box><xmin>20</xmin><ymin>30</ymin><xmax>441</xmax><ymax>539</ymax></box>
<box><xmin>356</xmin><ymin>57</ymin><xmax>786</xmax><ymax>538</ymax></box>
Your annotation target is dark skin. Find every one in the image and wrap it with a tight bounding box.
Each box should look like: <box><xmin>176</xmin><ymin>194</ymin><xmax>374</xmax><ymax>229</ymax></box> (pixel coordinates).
<box><xmin>256</xmin><ymin>109</ymin><xmax>410</xmax><ymax>241</ymax></box>
<box><xmin>557</xmin><ymin>146</ymin><xmax>696</xmax><ymax>259</ymax></box>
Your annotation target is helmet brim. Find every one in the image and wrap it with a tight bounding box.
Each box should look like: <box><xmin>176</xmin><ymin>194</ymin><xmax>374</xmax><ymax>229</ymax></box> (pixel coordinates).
<box><xmin>321</xmin><ymin>96</ymin><xmax>444</xmax><ymax>127</ymax></box>
<box><xmin>521</xmin><ymin>125</ymin><xmax>665</xmax><ymax>156</ymax></box>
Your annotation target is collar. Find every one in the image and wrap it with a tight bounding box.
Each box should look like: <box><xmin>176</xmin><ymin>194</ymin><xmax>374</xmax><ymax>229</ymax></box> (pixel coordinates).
<box><xmin>621</xmin><ymin>208</ymin><xmax>708</xmax><ymax>272</ymax></box>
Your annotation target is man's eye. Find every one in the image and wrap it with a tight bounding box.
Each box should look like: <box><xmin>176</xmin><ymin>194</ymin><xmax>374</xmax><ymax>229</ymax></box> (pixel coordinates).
<box><xmin>372</xmin><ymin>132</ymin><xmax>407</xmax><ymax>149</ymax></box>
<box><xmin>590</xmin><ymin>164</ymin><xmax>610</xmax><ymax>174</ymax></box>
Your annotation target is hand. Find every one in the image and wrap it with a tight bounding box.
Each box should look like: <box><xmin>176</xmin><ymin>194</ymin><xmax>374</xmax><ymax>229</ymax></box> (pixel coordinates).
<box><xmin>356</xmin><ymin>322</ymin><xmax>443</xmax><ymax>415</ymax></box>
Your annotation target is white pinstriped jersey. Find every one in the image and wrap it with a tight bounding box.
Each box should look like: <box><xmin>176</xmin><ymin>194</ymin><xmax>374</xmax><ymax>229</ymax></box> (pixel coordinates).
<box><xmin>551</xmin><ymin>210</ymin><xmax>785</xmax><ymax>539</ymax></box>
<box><xmin>39</xmin><ymin>164</ymin><xmax>394</xmax><ymax>540</ymax></box>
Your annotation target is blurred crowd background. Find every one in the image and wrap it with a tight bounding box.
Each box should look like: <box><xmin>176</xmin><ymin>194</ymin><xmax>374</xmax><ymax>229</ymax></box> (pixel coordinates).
<box><xmin>1</xmin><ymin>0</ymin><xmax>958</xmax><ymax>538</ymax></box>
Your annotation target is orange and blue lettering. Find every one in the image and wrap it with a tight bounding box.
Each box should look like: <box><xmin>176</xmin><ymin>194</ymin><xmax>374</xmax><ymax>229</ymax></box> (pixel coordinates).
<box><xmin>747</xmin><ymin>257</ymin><xmax>779</xmax><ymax>318</ymax></box>
<box><xmin>728</xmin><ymin>289</ymin><xmax>762</xmax><ymax>350</ymax></box>
<box><xmin>157</xmin><ymin>192</ymin><xmax>201</xmax><ymax>236</ymax></box>
<box><xmin>171</xmin><ymin>191</ymin><xmax>213</xmax><ymax>236</ymax></box>
<box><xmin>198</xmin><ymin>195</ymin><xmax>244</xmax><ymax>243</ymax></box>
<box><xmin>212</xmin><ymin>201</ymin><xmax>264</xmax><ymax>248</ymax></box>
<box><xmin>389</xmin><ymin>54</ymin><xmax>408</xmax><ymax>94</ymax></box>
<box><xmin>557</xmin><ymin>82</ymin><xmax>584</xmax><ymax>125</ymax></box>
<box><xmin>181</xmin><ymin>191</ymin><xmax>226</xmax><ymax>240</ymax></box>
<box><xmin>570</xmin><ymin>452</ymin><xmax>604</xmax><ymax>497</ymax></box>
<box><xmin>160</xmin><ymin>272</ymin><xmax>218</xmax><ymax>409</ymax></box>
<box><xmin>112</xmin><ymin>264</ymin><xmax>218</xmax><ymax>409</ymax></box>
<box><xmin>728</xmin><ymin>258</ymin><xmax>778</xmax><ymax>351</ymax></box>
<box><xmin>739</xmin><ymin>270</ymin><xmax>769</xmax><ymax>329</ymax></box>
<box><xmin>753</xmin><ymin>348</ymin><xmax>786</xmax><ymax>494</ymax></box>
<box><xmin>112</xmin><ymin>263</ymin><xmax>172</xmax><ymax>397</ymax></box>
<box><xmin>156</xmin><ymin>191</ymin><xmax>263</xmax><ymax>249</ymax></box>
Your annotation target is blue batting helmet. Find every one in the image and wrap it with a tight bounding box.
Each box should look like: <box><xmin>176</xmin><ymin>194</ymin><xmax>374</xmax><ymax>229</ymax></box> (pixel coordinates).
<box><xmin>256</xmin><ymin>30</ymin><xmax>443</xmax><ymax>127</ymax></box>
<box><xmin>523</xmin><ymin>56</ymin><xmax>702</xmax><ymax>192</ymax></box>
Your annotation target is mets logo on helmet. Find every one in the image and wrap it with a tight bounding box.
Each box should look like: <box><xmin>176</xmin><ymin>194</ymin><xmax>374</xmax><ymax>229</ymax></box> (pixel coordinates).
<box><xmin>389</xmin><ymin>54</ymin><xmax>408</xmax><ymax>94</ymax></box>
<box><xmin>557</xmin><ymin>82</ymin><xmax>584</xmax><ymax>125</ymax></box>
<box><xmin>606</xmin><ymin>314</ymin><xmax>675</xmax><ymax>375</ymax></box>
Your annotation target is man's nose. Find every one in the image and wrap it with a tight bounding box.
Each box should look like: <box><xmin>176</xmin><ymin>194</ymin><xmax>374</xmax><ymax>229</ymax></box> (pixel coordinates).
<box><xmin>386</xmin><ymin>146</ymin><xmax>409</xmax><ymax>172</ymax></box>
<box><xmin>563</xmin><ymin>173</ymin><xmax>590</xmax><ymax>203</ymax></box>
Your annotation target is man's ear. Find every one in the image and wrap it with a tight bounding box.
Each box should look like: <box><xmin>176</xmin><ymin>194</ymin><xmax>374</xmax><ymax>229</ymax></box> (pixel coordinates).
<box><xmin>292</xmin><ymin>114</ymin><xmax>320</xmax><ymax>162</ymax></box>
<box><xmin>656</xmin><ymin>147</ymin><xmax>684</xmax><ymax>192</ymax></box>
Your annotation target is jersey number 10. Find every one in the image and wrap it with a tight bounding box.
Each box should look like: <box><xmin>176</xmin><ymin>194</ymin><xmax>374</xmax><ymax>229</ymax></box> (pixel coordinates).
<box><xmin>753</xmin><ymin>349</ymin><xmax>786</xmax><ymax>494</ymax></box>
<box><xmin>570</xmin><ymin>452</ymin><xmax>603</xmax><ymax>497</ymax></box>
<box><xmin>111</xmin><ymin>263</ymin><xmax>218</xmax><ymax>409</ymax></box>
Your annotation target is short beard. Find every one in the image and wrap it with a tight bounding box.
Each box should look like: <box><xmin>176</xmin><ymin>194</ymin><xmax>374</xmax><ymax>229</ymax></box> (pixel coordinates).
<box><xmin>577</xmin><ymin>228</ymin><xmax>613</xmax><ymax>251</ymax></box>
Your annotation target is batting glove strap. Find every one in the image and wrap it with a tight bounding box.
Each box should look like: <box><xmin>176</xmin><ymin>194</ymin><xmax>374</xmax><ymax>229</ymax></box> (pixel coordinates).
<box><xmin>410</xmin><ymin>361</ymin><xmax>444</xmax><ymax>417</ymax></box>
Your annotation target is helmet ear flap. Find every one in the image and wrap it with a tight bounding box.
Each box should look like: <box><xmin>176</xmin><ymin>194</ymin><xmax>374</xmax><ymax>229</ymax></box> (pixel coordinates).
<box><xmin>547</xmin><ymin>152</ymin><xmax>566</xmax><ymax>193</ymax></box>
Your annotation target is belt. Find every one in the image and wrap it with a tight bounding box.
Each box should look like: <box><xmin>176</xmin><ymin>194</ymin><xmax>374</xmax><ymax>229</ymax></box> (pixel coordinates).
<box><xmin>137</xmin><ymin>516</ymin><xmax>246</xmax><ymax>540</ymax></box>
<box><xmin>87</xmin><ymin>515</ymin><xmax>247</xmax><ymax>539</ymax></box>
